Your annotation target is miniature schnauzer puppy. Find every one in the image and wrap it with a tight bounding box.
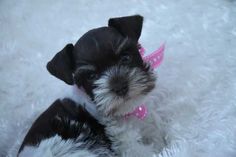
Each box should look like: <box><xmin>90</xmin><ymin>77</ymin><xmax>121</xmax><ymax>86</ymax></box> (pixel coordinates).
<box><xmin>18</xmin><ymin>15</ymin><xmax>165</xmax><ymax>157</ymax></box>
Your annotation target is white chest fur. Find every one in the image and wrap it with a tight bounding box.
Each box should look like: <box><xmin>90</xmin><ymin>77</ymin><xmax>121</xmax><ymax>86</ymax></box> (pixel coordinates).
<box><xmin>102</xmin><ymin>106</ymin><xmax>165</xmax><ymax>157</ymax></box>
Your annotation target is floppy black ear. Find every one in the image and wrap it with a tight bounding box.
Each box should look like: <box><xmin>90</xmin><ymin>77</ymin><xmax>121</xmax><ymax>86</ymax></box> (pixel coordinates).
<box><xmin>108</xmin><ymin>15</ymin><xmax>143</xmax><ymax>41</ymax></box>
<box><xmin>47</xmin><ymin>44</ymin><xmax>75</xmax><ymax>85</ymax></box>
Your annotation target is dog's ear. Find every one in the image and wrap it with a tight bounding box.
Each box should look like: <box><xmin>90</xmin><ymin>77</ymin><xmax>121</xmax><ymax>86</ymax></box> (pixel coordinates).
<box><xmin>108</xmin><ymin>15</ymin><xmax>143</xmax><ymax>41</ymax></box>
<box><xmin>47</xmin><ymin>44</ymin><xmax>75</xmax><ymax>85</ymax></box>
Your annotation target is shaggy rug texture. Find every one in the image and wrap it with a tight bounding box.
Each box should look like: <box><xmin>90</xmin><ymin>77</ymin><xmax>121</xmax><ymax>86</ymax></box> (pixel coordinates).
<box><xmin>0</xmin><ymin>0</ymin><xmax>236</xmax><ymax>156</ymax></box>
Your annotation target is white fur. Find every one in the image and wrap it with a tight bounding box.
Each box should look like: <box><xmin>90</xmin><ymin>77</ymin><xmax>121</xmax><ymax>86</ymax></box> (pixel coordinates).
<box><xmin>19</xmin><ymin>135</ymin><xmax>97</xmax><ymax>157</ymax></box>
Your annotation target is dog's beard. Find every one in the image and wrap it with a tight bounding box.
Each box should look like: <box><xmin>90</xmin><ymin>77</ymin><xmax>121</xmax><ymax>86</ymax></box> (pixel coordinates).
<box><xmin>93</xmin><ymin>65</ymin><xmax>156</xmax><ymax>117</ymax></box>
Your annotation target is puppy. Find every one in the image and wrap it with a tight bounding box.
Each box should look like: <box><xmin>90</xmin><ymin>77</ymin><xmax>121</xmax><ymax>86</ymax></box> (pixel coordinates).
<box><xmin>19</xmin><ymin>15</ymin><xmax>165</xmax><ymax>157</ymax></box>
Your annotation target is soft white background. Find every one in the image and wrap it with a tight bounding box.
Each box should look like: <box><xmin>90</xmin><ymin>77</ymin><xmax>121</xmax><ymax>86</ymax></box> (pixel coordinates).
<box><xmin>0</xmin><ymin>0</ymin><xmax>236</xmax><ymax>156</ymax></box>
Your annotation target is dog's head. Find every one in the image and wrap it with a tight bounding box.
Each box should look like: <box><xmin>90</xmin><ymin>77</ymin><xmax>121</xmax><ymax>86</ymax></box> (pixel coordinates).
<box><xmin>47</xmin><ymin>15</ymin><xmax>156</xmax><ymax>116</ymax></box>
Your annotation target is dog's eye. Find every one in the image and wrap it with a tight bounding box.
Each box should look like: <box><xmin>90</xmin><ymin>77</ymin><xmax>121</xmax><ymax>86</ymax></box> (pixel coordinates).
<box><xmin>120</xmin><ymin>54</ymin><xmax>131</xmax><ymax>64</ymax></box>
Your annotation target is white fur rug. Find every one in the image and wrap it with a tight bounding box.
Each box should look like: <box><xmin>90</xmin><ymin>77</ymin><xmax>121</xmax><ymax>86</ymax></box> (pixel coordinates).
<box><xmin>1</xmin><ymin>0</ymin><xmax>236</xmax><ymax>156</ymax></box>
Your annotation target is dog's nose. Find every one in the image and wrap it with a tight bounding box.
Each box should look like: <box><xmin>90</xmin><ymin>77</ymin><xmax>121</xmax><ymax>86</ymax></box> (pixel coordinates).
<box><xmin>112</xmin><ymin>84</ymin><xmax>128</xmax><ymax>96</ymax></box>
<box><xmin>110</xmin><ymin>78</ymin><xmax>129</xmax><ymax>96</ymax></box>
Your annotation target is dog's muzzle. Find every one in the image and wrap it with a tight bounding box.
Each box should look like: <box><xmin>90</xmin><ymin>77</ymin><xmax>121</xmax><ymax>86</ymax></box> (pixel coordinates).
<box><xmin>110</xmin><ymin>75</ymin><xmax>129</xmax><ymax>96</ymax></box>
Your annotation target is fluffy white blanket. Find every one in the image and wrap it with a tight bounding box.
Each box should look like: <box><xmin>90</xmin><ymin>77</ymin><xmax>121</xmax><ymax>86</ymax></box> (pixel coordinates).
<box><xmin>0</xmin><ymin>0</ymin><xmax>236</xmax><ymax>156</ymax></box>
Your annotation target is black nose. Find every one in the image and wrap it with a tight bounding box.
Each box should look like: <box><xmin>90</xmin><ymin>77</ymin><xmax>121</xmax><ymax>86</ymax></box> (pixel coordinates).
<box><xmin>110</xmin><ymin>78</ymin><xmax>129</xmax><ymax>96</ymax></box>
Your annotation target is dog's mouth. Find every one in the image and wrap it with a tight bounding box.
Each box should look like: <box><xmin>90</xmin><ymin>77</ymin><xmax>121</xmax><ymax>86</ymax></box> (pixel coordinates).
<box><xmin>93</xmin><ymin>66</ymin><xmax>156</xmax><ymax>117</ymax></box>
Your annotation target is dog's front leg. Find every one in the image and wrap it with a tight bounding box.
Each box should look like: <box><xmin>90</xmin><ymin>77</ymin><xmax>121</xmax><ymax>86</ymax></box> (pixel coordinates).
<box><xmin>140</xmin><ymin>111</ymin><xmax>166</xmax><ymax>154</ymax></box>
<box><xmin>105</xmin><ymin>120</ymin><xmax>155</xmax><ymax>157</ymax></box>
<box><xmin>122</xmin><ymin>142</ymin><xmax>155</xmax><ymax>156</ymax></box>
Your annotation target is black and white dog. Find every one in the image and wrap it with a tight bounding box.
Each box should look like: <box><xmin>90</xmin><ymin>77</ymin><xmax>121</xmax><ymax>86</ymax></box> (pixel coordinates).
<box><xmin>18</xmin><ymin>15</ymin><xmax>165</xmax><ymax>157</ymax></box>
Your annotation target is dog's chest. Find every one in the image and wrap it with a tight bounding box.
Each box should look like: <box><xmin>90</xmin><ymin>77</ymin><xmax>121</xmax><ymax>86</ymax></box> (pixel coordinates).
<box><xmin>104</xmin><ymin>112</ymin><xmax>156</xmax><ymax>138</ymax></box>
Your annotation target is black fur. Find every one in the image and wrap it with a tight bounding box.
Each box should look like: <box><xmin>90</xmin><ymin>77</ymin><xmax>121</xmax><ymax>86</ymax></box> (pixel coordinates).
<box><xmin>108</xmin><ymin>15</ymin><xmax>143</xmax><ymax>41</ymax></box>
<box><xmin>47</xmin><ymin>44</ymin><xmax>75</xmax><ymax>85</ymax></box>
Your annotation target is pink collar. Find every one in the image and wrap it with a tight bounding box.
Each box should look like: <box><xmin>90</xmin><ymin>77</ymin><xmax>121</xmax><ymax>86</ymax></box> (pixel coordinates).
<box><xmin>140</xmin><ymin>43</ymin><xmax>165</xmax><ymax>69</ymax></box>
<box><xmin>124</xmin><ymin>43</ymin><xmax>165</xmax><ymax>120</ymax></box>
